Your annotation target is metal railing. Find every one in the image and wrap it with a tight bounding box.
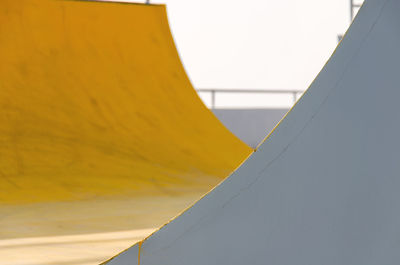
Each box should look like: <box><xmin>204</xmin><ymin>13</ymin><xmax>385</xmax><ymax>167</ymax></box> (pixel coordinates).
<box><xmin>338</xmin><ymin>0</ymin><xmax>364</xmax><ymax>42</ymax></box>
<box><xmin>196</xmin><ymin>89</ymin><xmax>304</xmax><ymax>109</ymax></box>
<box><xmin>350</xmin><ymin>0</ymin><xmax>363</xmax><ymax>22</ymax></box>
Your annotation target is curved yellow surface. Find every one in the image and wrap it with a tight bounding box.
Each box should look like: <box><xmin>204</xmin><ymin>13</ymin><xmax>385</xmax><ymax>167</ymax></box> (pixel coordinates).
<box><xmin>0</xmin><ymin>0</ymin><xmax>251</xmax><ymax>244</ymax></box>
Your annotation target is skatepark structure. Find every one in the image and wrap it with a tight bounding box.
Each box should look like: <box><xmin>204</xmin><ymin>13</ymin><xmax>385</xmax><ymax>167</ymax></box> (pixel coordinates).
<box><xmin>212</xmin><ymin>108</ymin><xmax>289</xmax><ymax>148</ymax></box>
<box><xmin>197</xmin><ymin>89</ymin><xmax>301</xmax><ymax>148</ymax></box>
<box><xmin>105</xmin><ymin>0</ymin><xmax>400</xmax><ymax>264</ymax></box>
<box><xmin>0</xmin><ymin>0</ymin><xmax>252</xmax><ymax>264</ymax></box>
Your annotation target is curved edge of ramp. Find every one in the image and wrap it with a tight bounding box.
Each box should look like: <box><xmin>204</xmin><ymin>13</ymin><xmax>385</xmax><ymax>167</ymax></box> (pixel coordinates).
<box><xmin>0</xmin><ymin>0</ymin><xmax>253</xmax><ymax>244</ymax></box>
<box><xmin>104</xmin><ymin>0</ymin><xmax>400</xmax><ymax>264</ymax></box>
<box><xmin>0</xmin><ymin>0</ymin><xmax>251</xmax><ymax>205</ymax></box>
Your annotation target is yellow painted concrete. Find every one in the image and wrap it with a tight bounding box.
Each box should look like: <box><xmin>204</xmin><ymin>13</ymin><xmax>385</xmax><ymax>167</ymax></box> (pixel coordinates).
<box><xmin>0</xmin><ymin>228</ymin><xmax>155</xmax><ymax>265</ymax></box>
<box><xmin>0</xmin><ymin>0</ymin><xmax>250</xmax><ymax>205</ymax></box>
<box><xmin>0</xmin><ymin>0</ymin><xmax>252</xmax><ymax>251</ymax></box>
<box><xmin>1</xmin><ymin>194</ymin><xmax>206</xmax><ymax>264</ymax></box>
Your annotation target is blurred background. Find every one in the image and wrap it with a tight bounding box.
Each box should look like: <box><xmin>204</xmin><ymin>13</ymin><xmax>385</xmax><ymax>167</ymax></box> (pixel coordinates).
<box><xmin>148</xmin><ymin>0</ymin><xmax>364</xmax><ymax>147</ymax></box>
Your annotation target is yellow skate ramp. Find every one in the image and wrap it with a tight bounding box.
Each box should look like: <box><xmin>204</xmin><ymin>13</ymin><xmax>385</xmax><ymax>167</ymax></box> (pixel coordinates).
<box><xmin>0</xmin><ymin>0</ymin><xmax>251</xmax><ymax>240</ymax></box>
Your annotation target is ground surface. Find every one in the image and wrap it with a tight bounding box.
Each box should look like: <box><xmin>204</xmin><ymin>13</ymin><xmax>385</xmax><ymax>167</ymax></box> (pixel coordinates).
<box><xmin>1</xmin><ymin>193</ymin><xmax>205</xmax><ymax>264</ymax></box>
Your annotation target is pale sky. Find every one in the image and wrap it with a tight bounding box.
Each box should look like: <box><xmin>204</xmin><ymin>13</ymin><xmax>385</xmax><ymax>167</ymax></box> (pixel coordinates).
<box><xmin>117</xmin><ymin>0</ymin><xmax>363</xmax><ymax>107</ymax></box>
<box><xmin>157</xmin><ymin>0</ymin><xmax>356</xmax><ymax>88</ymax></box>
<box><xmin>154</xmin><ymin>0</ymin><xmax>364</xmax><ymax>107</ymax></box>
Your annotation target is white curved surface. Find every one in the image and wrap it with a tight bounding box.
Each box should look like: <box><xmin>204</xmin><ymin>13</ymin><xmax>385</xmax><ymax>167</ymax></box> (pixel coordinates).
<box><xmin>106</xmin><ymin>0</ymin><xmax>400</xmax><ymax>264</ymax></box>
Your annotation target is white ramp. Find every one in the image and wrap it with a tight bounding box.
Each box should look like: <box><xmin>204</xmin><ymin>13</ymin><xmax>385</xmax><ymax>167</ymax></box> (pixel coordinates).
<box><xmin>105</xmin><ymin>0</ymin><xmax>400</xmax><ymax>264</ymax></box>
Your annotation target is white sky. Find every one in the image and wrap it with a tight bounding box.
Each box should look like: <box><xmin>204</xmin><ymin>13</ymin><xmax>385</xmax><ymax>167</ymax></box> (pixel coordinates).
<box><xmin>156</xmin><ymin>0</ymin><xmax>355</xmax><ymax>88</ymax></box>
<box><xmin>120</xmin><ymin>0</ymin><xmax>363</xmax><ymax>107</ymax></box>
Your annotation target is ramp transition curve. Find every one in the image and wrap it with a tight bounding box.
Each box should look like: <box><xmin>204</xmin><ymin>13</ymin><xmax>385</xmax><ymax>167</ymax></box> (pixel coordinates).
<box><xmin>105</xmin><ymin>0</ymin><xmax>400</xmax><ymax>264</ymax></box>
<box><xmin>0</xmin><ymin>0</ymin><xmax>251</xmax><ymax>241</ymax></box>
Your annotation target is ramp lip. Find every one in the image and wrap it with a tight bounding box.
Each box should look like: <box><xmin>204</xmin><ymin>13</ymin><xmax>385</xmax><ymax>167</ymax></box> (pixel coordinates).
<box><xmin>61</xmin><ymin>0</ymin><xmax>165</xmax><ymax>7</ymax></box>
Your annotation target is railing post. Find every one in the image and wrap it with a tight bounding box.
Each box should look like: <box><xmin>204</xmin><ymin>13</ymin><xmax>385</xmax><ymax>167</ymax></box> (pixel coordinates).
<box><xmin>350</xmin><ymin>0</ymin><xmax>354</xmax><ymax>22</ymax></box>
<box><xmin>211</xmin><ymin>90</ymin><xmax>216</xmax><ymax>109</ymax></box>
<box><xmin>196</xmin><ymin>88</ymin><xmax>304</xmax><ymax>109</ymax></box>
